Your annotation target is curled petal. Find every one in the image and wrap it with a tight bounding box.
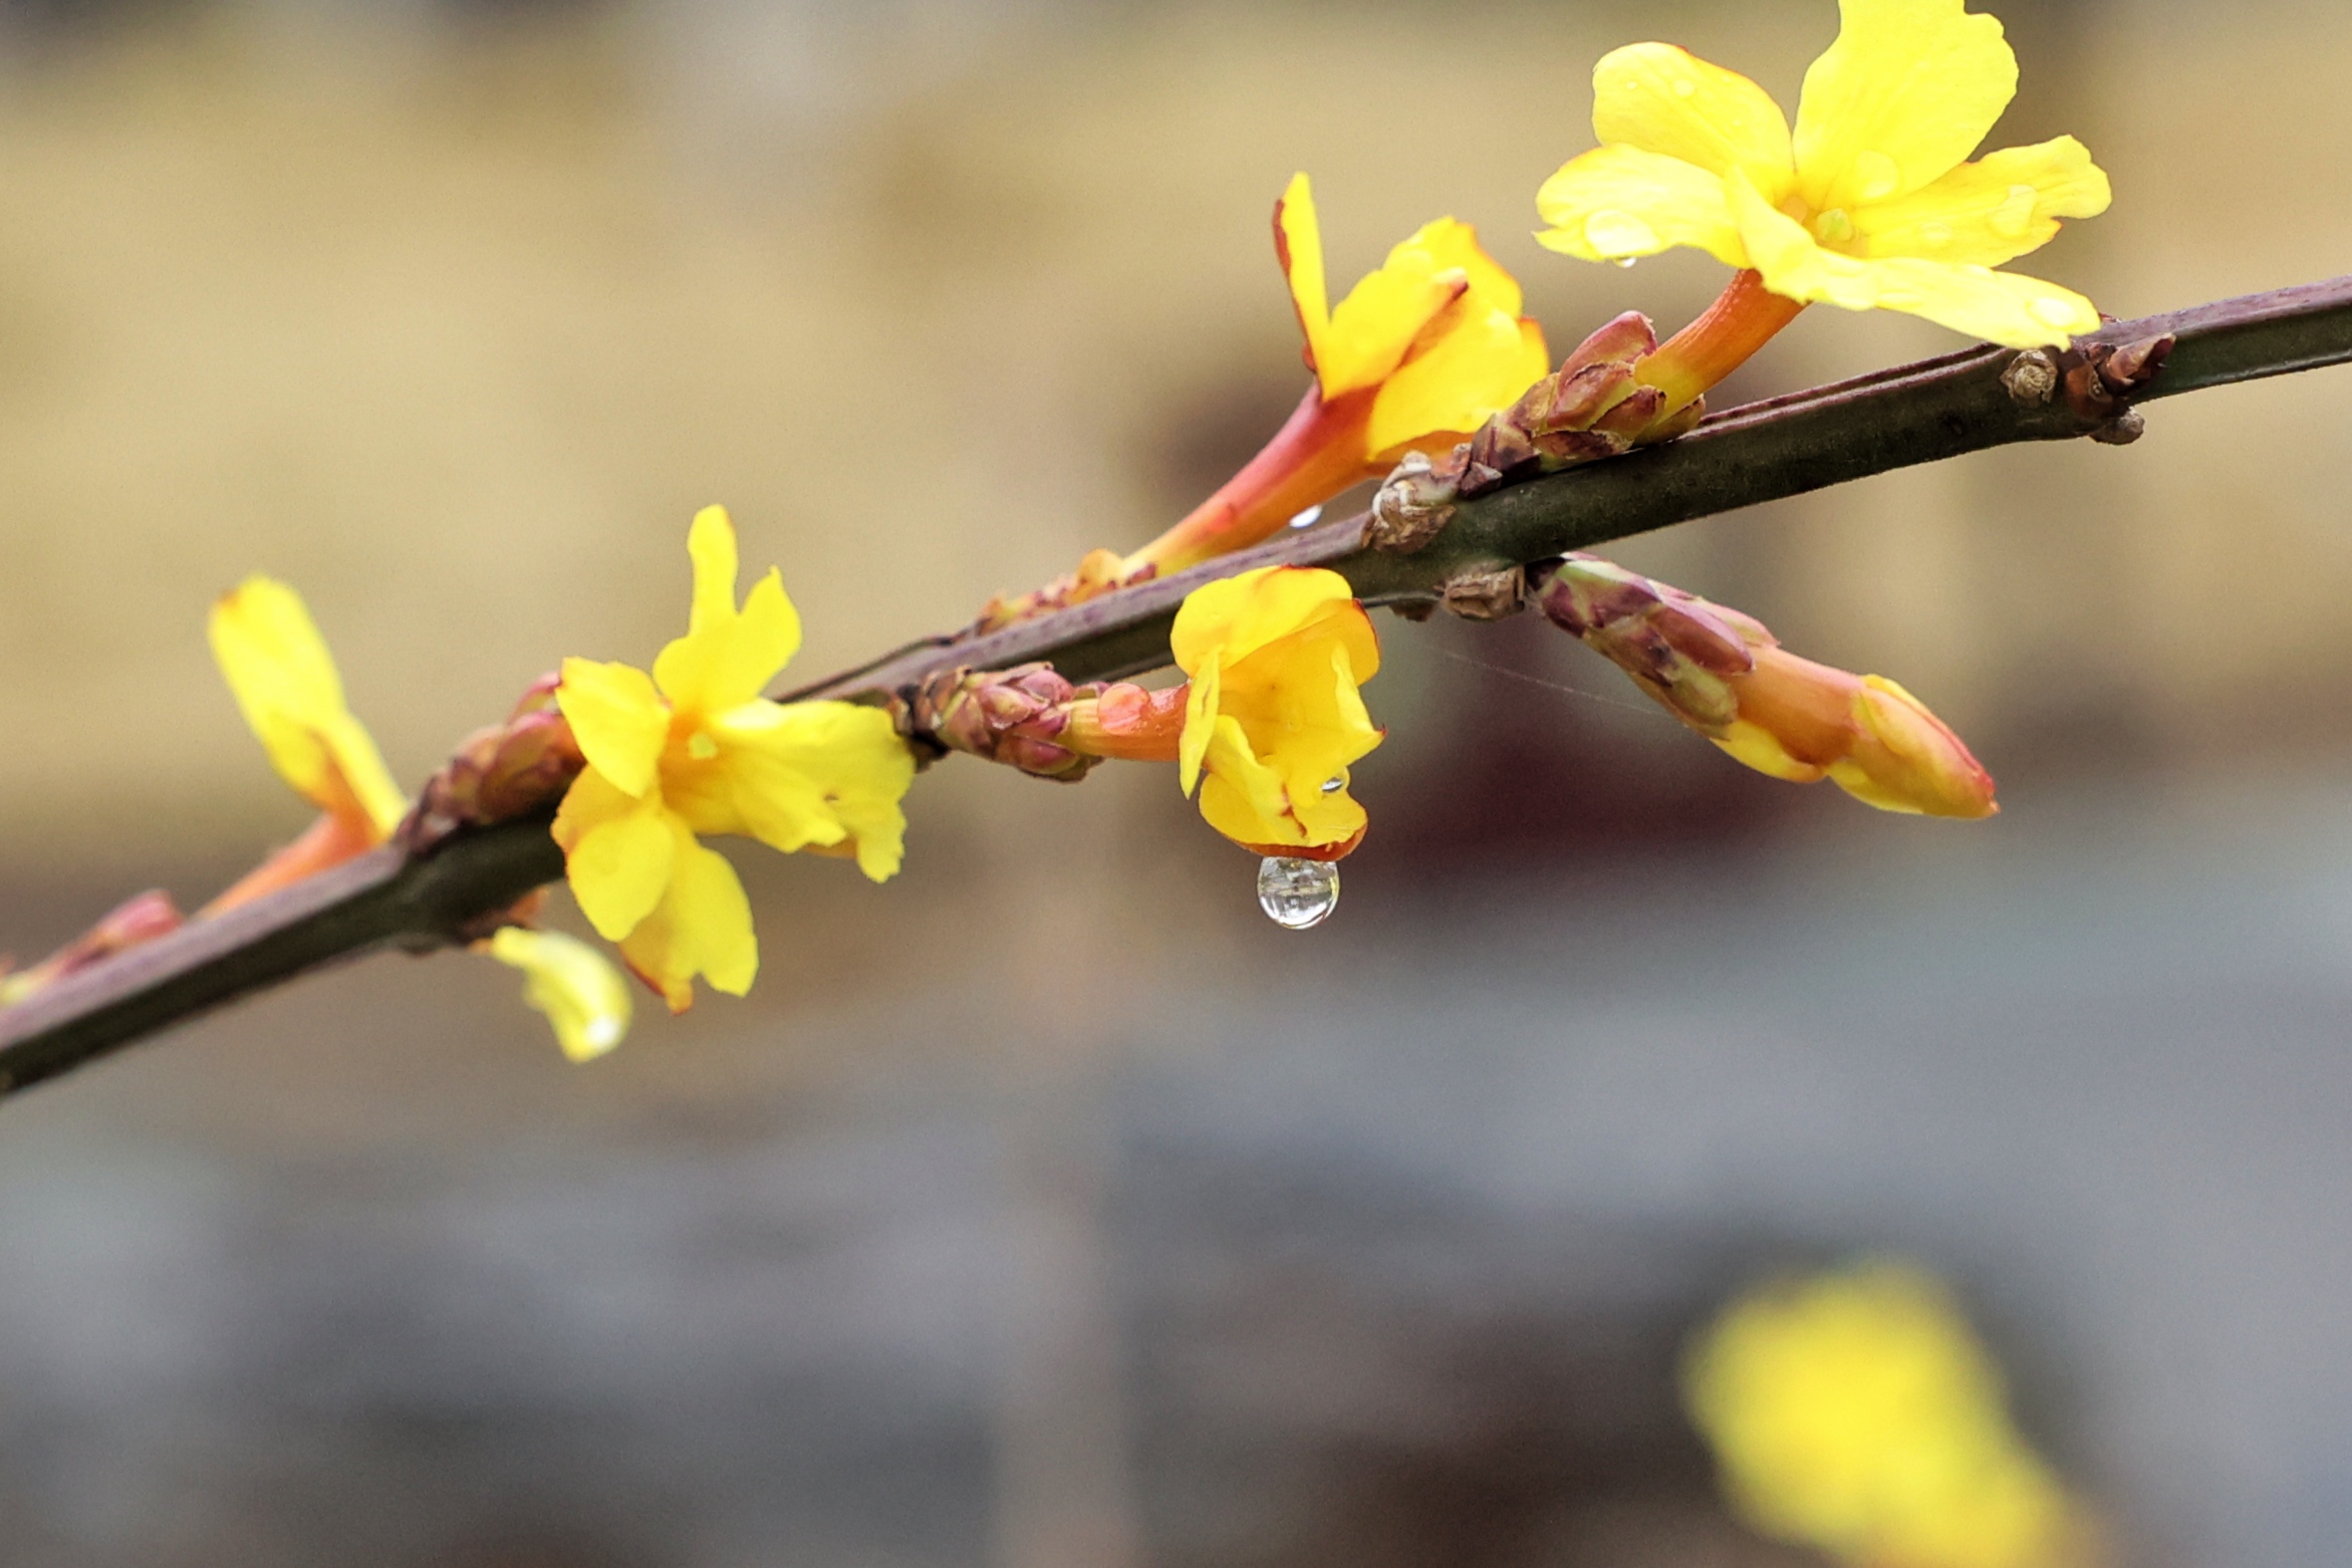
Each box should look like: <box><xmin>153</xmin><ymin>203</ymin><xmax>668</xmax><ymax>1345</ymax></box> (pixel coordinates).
<box><xmin>1536</xmin><ymin>144</ymin><xmax>1748</xmax><ymax>267</ymax></box>
<box><xmin>1171</xmin><ymin>566</ymin><xmax>1379</xmax><ymax>683</ymax></box>
<box><xmin>486</xmin><ymin>926</ymin><xmax>634</xmax><ymax>1062</ymax></box>
<box><xmin>1792</xmin><ymin>0</ymin><xmax>2017</xmax><ymax>212</ymax></box>
<box><xmin>1274</xmin><ymin>171</ymin><xmax>1334</xmax><ymax>386</ymax></box>
<box><xmin>1368</xmin><ymin>309</ymin><xmax>1551</xmax><ymax>458</ymax></box>
<box><xmin>618</xmin><ymin>821</ymin><xmax>758</xmax><ymax>1012</ymax></box>
<box><xmin>1591</xmin><ymin>41</ymin><xmax>1795</xmax><ymax>200</ymax></box>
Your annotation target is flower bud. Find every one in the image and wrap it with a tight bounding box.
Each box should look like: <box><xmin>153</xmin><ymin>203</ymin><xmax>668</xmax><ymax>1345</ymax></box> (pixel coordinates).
<box><xmin>1533</xmin><ymin>555</ymin><xmax>1995</xmax><ymax>819</ymax></box>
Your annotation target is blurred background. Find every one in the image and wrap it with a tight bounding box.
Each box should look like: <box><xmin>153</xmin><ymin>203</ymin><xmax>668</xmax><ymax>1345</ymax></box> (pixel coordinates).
<box><xmin>1</xmin><ymin>0</ymin><xmax>2349</xmax><ymax>1562</ymax></box>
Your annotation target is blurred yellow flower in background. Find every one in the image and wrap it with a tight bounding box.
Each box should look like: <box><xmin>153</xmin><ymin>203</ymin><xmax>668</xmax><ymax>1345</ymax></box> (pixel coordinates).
<box><xmin>209</xmin><ymin>577</ymin><xmax>632</xmax><ymax>1059</ymax></box>
<box><xmin>553</xmin><ymin>505</ymin><xmax>915</xmax><ymax>1011</ymax></box>
<box><xmin>1175</xmin><ymin>566</ymin><xmax>1382</xmax><ymax>858</ymax></box>
<box><xmin>208</xmin><ymin>575</ymin><xmax>408</xmax><ymax>893</ymax></box>
<box><xmin>1537</xmin><ymin>0</ymin><xmax>2110</xmax><ymax>356</ymax></box>
<box><xmin>1686</xmin><ymin>1260</ymin><xmax>2091</xmax><ymax>1568</ymax></box>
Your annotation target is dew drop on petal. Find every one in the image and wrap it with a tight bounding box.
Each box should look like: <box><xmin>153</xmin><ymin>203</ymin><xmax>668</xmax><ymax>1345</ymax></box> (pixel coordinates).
<box><xmin>1320</xmin><ymin>777</ymin><xmax>1344</xmax><ymax>794</ymax></box>
<box><xmin>1917</xmin><ymin>220</ymin><xmax>1954</xmax><ymax>249</ymax></box>
<box><xmin>1257</xmin><ymin>857</ymin><xmax>1339</xmax><ymax>930</ymax></box>
<box><xmin>1671</xmin><ymin>77</ymin><xmax>1697</xmax><ymax>98</ymax></box>
<box><xmin>1989</xmin><ymin>183</ymin><xmax>2038</xmax><ymax>239</ymax></box>
<box><xmin>1854</xmin><ymin>150</ymin><xmax>1902</xmax><ymax>202</ymax></box>
<box><xmin>1583</xmin><ymin>209</ymin><xmax>1659</xmax><ymax>258</ymax></box>
<box><xmin>2029</xmin><ymin>296</ymin><xmax>2083</xmax><ymax>329</ymax></box>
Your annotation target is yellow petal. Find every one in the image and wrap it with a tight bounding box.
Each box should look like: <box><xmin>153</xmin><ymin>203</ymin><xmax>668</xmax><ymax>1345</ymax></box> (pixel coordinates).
<box><xmin>1792</xmin><ymin>0</ymin><xmax>2017</xmax><ymax>213</ymax></box>
<box><xmin>1535</xmin><ymin>144</ymin><xmax>1748</xmax><ymax>267</ymax></box>
<box><xmin>1727</xmin><ymin>170</ymin><xmax>2095</xmax><ymax>348</ymax></box>
<box><xmin>1387</xmin><ymin>216</ymin><xmax>1524</xmax><ymax>322</ymax></box>
<box><xmin>618</xmin><ymin>821</ymin><xmax>757</xmax><ymax>1010</ymax></box>
<box><xmin>1366</xmin><ymin>308</ymin><xmax>1550</xmax><ymax>457</ymax></box>
<box><xmin>556</xmin><ymin>657</ymin><xmax>669</xmax><ymax>798</ymax></box>
<box><xmin>209</xmin><ymin>576</ymin><xmax>406</xmax><ymax>837</ymax></box>
<box><xmin>561</xmin><ymin>784</ymin><xmax>676</xmax><ymax>940</ymax></box>
<box><xmin>1171</xmin><ymin>566</ymin><xmax>1375</xmax><ymax>679</ymax></box>
<box><xmin>1194</xmin><ymin>715</ymin><xmax>1300</xmax><ymax>848</ymax></box>
<box><xmin>1852</xmin><ymin>135</ymin><xmax>2111</xmax><ymax>268</ymax></box>
<box><xmin>1178</xmin><ymin>652</ymin><xmax>1220</xmax><ymax>797</ymax></box>
<box><xmin>1274</xmin><ymin>171</ymin><xmax>1335</xmax><ymax>392</ymax></box>
<box><xmin>651</xmin><ymin>505</ymin><xmax>805</xmax><ymax>714</ymax></box>
<box><xmin>1320</xmin><ymin>259</ymin><xmax>1465</xmax><ymax>398</ymax></box>
<box><xmin>1590</xmin><ymin>41</ymin><xmax>1795</xmax><ymax>202</ymax></box>
<box><xmin>709</xmin><ymin>698</ymin><xmax>915</xmax><ymax>882</ymax></box>
<box><xmin>485</xmin><ymin>926</ymin><xmax>634</xmax><ymax>1063</ymax></box>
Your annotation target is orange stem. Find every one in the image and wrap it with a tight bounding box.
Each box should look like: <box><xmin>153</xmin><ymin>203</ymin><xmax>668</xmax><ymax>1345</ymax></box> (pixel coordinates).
<box><xmin>1060</xmin><ymin>682</ymin><xmax>1187</xmax><ymax>762</ymax></box>
<box><xmin>1635</xmin><ymin>269</ymin><xmax>1807</xmax><ymax>424</ymax></box>
<box><xmin>1122</xmin><ymin>384</ymin><xmax>1378</xmax><ymax>579</ymax></box>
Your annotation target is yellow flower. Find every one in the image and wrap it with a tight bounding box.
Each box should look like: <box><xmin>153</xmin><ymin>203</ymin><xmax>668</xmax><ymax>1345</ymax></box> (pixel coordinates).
<box><xmin>210</xmin><ymin>576</ymin><xmax>407</xmax><ymax>850</ymax></box>
<box><xmin>1090</xmin><ymin>176</ymin><xmax>1547</xmax><ymax>593</ymax></box>
<box><xmin>209</xmin><ymin>577</ymin><xmax>636</xmax><ymax>1060</ymax></box>
<box><xmin>486</xmin><ymin>926</ymin><xmax>633</xmax><ymax>1063</ymax></box>
<box><xmin>1686</xmin><ymin>1262</ymin><xmax>2086</xmax><ymax>1568</ymax></box>
<box><xmin>1174</xmin><ymin>566</ymin><xmax>1382</xmax><ymax>857</ymax></box>
<box><xmin>552</xmin><ymin>505</ymin><xmax>915</xmax><ymax>1011</ymax></box>
<box><xmin>1536</xmin><ymin>0</ymin><xmax>2110</xmax><ymax>350</ymax></box>
<box><xmin>1277</xmin><ymin>172</ymin><xmax>1552</xmax><ymax>461</ymax></box>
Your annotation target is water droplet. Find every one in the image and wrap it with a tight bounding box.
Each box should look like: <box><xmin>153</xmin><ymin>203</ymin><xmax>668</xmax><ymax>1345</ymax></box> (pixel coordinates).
<box><xmin>1917</xmin><ymin>220</ymin><xmax>1954</xmax><ymax>249</ymax></box>
<box><xmin>1257</xmin><ymin>857</ymin><xmax>1339</xmax><ymax>930</ymax></box>
<box><xmin>1321</xmin><ymin>777</ymin><xmax>1344</xmax><ymax>794</ymax></box>
<box><xmin>1989</xmin><ymin>183</ymin><xmax>2038</xmax><ymax>239</ymax></box>
<box><xmin>1288</xmin><ymin>504</ymin><xmax>1323</xmax><ymax>530</ymax></box>
<box><xmin>2029</xmin><ymin>296</ymin><xmax>2082</xmax><ymax>329</ymax></box>
<box><xmin>1671</xmin><ymin>77</ymin><xmax>1697</xmax><ymax>99</ymax></box>
<box><xmin>1612</xmin><ymin>257</ymin><xmax>1638</xmax><ymax>269</ymax></box>
<box><xmin>1854</xmin><ymin>149</ymin><xmax>1902</xmax><ymax>202</ymax></box>
<box><xmin>1583</xmin><ymin>208</ymin><xmax>1659</xmax><ymax>259</ymax></box>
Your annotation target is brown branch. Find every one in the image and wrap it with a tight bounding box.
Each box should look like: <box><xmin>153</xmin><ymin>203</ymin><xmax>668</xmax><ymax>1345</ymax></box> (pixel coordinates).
<box><xmin>7</xmin><ymin>277</ymin><xmax>2351</xmax><ymax>1097</ymax></box>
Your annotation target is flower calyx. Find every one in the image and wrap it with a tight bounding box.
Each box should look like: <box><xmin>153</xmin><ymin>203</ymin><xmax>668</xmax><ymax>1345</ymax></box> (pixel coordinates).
<box><xmin>399</xmin><ymin>674</ymin><xmax>588</xmax><ymax>856</ymax></box>
<box><xmin>1533</xmin><ymin>554</ymin><xmax>1996</xmax><ymax>818</ymax></box>
<box><xmin>915</xmin><ymin>662</ymin><xmax>1102</xmax><ymax>782</ymax></box>
<box><xmin>1368</xmin><ymin>311</ymin><xmax>1703</xmax><ymax>558</ymax></box>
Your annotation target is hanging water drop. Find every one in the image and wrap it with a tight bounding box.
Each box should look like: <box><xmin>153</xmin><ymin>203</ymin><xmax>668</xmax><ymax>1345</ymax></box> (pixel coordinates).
<box><xmin>1257</xmin><ymin>857</ymin><xmax>1339</xmax><ymax>930</ymax></box>
<box><xmin>1288</xmin><ymin>504</ymin><xmax>1324</xmax><ymax>530</ymax></box>
<box><xmin>1611</xmin><ymin>257</ymin><xmax>1638</xmax><ymax>269</ymax></box>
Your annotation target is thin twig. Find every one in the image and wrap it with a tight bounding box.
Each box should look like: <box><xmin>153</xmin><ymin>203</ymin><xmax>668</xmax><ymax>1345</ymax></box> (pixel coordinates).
<box><xmin>7</xmin><ymin>277</ymin><xmax>2351</xmax><ymax>1096</ymax></box>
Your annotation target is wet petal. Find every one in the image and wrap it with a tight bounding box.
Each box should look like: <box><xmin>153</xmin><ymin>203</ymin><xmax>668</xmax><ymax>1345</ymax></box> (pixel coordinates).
<box><xmin>1536</xmin><ymin>144</ymin><xmax>1747</xmax><ymax>267</ymax></box>
<box><xmin>1591</xmin><ymin>41</ymin><xmax>1795</xmax><ymax>201</ymax></box>
<box><xmin>1852</xmin><ymin>135</ymin><xmax>2111</xmax><ymax>268</ymax></box>
<box><xmin>1727</xmin><ymin>170</ymin><xmax>2093</xmax><ymax>348</ymax></box>
<box><xmin>1793</xmin><ymin>0</ymin><xmax>2017</xmax><ymax>213</ymax></box>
